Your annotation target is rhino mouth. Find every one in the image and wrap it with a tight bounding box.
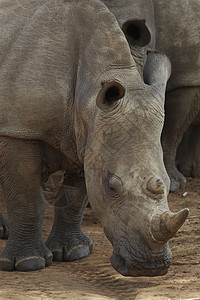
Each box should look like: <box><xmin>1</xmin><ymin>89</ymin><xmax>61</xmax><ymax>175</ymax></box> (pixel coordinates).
<box><xmin>110</xmin><ymin>248</ymin><xmax>172</xmax><ymax>277</ymax></box>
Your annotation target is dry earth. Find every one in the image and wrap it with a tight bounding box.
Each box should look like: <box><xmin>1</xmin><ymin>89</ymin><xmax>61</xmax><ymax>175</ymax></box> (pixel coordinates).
<box><xmin>0</xmin><ymin>178</ymin><xmax>199</xmax><ymax>300</ymax></box>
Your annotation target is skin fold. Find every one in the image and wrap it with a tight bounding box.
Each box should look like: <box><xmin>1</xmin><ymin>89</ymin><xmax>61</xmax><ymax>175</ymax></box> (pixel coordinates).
<box><xmin>0</xmin><ymin>212</ymin><xmax>9</xmax><ymax>239</ymax></box>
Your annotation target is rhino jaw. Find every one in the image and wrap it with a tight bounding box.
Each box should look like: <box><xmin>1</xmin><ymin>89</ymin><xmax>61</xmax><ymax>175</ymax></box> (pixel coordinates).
<box><xmin>110</xmin><ymin>246</ymin><xmax>172</xmax><ymax>277</ymax></box>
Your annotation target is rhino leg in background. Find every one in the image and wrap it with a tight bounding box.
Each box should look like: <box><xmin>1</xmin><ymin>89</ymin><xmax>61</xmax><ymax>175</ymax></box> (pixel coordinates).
<box><xmin>46</xmin><ymin>174</ymin><xmax>93</xmax><ymax>262</ymax></box>
<box><xmin>0</xmin><ymin>137</ymin><xmax>52</xmax><ymax>271</ymax></box>
<box><xmin>0</xmin><ymin>212</ymin><xmax>9</xmax><ymax>239</ymax></box>
<box><xmin>176</xmin><ymin>113</ymin><xmax>200</xmax><ymax>178</ymax></box>
<box><xmin>161</xmin><ymin>87</ymin><xmax>200</xmax><ymax>192</ymax></box>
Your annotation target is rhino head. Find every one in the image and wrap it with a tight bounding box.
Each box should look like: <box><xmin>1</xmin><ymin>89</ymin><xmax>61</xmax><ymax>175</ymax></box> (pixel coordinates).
<box><xmin>81</xmin><ymin>52</ymin><xmax>188</xmax><ymax>277</ymax></box>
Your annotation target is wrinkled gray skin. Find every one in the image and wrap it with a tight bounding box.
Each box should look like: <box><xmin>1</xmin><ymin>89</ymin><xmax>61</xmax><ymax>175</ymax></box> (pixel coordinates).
<box><xmin>103</xmin><ymin>0</ymin><xmax>200</xmax><ymax>192</ymax></box>
<box><xmin>152</xmin><ymin>0</ymin><xmax>200</xmax><ymax>191</ymax></box>
<box><xmin>176</xmin><ymin>113</ymin><xmax>200</xmax><ymax>178</ymax></box>
<box><xmin>0</xmin><ymin>0</ymin><xmax>188</xmax><ymax>276</ymax></box>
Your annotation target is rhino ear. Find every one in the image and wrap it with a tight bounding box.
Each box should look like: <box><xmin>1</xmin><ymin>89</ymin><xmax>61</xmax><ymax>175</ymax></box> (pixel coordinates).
<box><xmin>122</xmin><ymin>20</ymin><xmax>151</xmax><ymax>47</ymax></box>
<box><xmin>96</xmin><ymin>81</ymin><xmax>125</xmax><ymax>110</ymax></box>
<box><xmin>143</xmin><ymin>51</ymin><xmax>171</xmax><ymax>97</ymax></box>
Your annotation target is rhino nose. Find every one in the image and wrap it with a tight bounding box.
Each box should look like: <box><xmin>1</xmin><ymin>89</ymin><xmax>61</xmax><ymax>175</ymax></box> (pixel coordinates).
<box><xmin>146</xmin><ymin>177</ymin><xmax>165</xmax><ymax>195</ymax></box>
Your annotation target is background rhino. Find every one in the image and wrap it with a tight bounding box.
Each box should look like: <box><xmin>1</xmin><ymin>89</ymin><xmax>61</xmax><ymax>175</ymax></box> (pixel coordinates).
<box><xmin>103</xmin><ymin>0</ymin><xmax>200</xmax><ymax>192</ymax></box>
<box><xmin>0</xmin><ymin>0</ymin><xmax>188</xmax><ymax>276</ymax></box>
<box><xmin>152</xmin><ymin>0</ymin><xmax>200</xmax><ymax>191</ymax></box>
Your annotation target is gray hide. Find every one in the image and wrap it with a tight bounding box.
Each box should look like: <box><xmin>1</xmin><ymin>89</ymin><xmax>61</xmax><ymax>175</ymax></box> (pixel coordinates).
<box><xmin>102</xmin><ymin>0</ymin><xmax>156</xmax><ymax>74</ymax></box>
<box><xmin>0</xmin><ymin>0</ymin><xmax>188</xmax><ymax>276</ymax></box>
<box><xmin>176</xmin><ymin>112</ymin><xmax>200</xmax><ymax>178</ymax></box>
<box><xmin>152</xmin><ymin>0</ymin><xmax>200</xmax><ymax>191</ymax></box>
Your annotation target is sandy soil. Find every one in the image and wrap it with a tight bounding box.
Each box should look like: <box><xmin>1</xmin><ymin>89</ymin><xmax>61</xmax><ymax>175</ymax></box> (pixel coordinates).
<box><xmin>0</xmin><ymin>178</ymin><xmax>199</xmax><ymax>300</ymax></box>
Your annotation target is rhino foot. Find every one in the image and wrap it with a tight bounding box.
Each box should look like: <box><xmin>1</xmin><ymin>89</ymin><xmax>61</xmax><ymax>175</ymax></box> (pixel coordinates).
<box><xmin>177</xmin><ymin>157</ymin><xmax>200</xmax><ymax>178</ymax></box>
<box><xmin>168</xmin><ymin>167</ymin><xmax>187</xmax><ymax>192</ymax></box>
<box><xmin>46</xmin><ymin>232</ymin><xmax>93</xmax><ymax>262</ymax></box>
<box><xmin>0</xmin><ymin>241</ymin><xmax>52</xmax><ymax>271</ymax></box>
<box><xmin>176</xmin><ymin>127</ymin><xmax>200</xmax><ymax>178</ymax></box>
<box><xmin>0</xmin><ymin>213</ymin><xmax>9</xmax><ymax>239</ymax></box>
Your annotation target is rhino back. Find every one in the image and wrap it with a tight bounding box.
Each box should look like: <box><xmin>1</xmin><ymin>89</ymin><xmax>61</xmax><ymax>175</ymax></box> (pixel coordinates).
<box><xmin>0</xmin><ymin>0</ymin><xmax>79</xmax><ymax>150</ymax></box>
<box><xmin>0</xmin><ymin>0</ymin><xmax>135</xmax><ymax>155</ymax></box>
<box><xmin>153</xmin><ymin>0</ymin><xmax>200</xmax><ymax>90</ymax></box>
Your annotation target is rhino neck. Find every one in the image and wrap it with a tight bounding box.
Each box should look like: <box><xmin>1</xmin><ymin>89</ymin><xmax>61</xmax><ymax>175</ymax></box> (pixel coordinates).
<box><xmin>73</xmin><ymin>0</ymin><xmax>139</xmax><ymax>163</ymax></box>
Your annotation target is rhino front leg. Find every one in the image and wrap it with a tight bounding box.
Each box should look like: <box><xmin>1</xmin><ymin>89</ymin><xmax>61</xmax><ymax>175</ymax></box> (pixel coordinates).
<box><xmin>0</xmin><ymin>212</ymin><xmax>9</xmax><ymax>239</ymax></box>
<box><xmin>162</xmin><ymin>87</ymin><xmax>200</xmax><ymax>191</ymax></box>
<box><xmin>176</xmin><ymin>116</ymin><xmax>200</xmax><ymax>178</ymax></box>
<box><xmin>46</xmin><ymin>174</ymin><xmax>93</xmax><ymax>262</ymax></box>
<box><xmin>0</xmin><ymin>137</ymin><xmax>52</xmax><ymax>271</ymax></box>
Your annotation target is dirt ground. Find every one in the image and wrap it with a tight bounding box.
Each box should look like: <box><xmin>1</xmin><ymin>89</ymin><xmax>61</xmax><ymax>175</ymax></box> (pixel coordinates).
<box><xmin>0</xmin><ymin>178</ymin><xmax>199</xmax><ymax>300</ymax></box>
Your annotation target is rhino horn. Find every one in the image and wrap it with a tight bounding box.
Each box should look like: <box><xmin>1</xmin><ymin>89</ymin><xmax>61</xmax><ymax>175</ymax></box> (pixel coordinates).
<box><xmin>151</xmin><ymin>208</ymin><xmax>189</xmax><ymax>243</ymax></box>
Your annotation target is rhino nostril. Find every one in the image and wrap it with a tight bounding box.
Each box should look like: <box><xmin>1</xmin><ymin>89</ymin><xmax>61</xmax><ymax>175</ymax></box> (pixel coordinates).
<box><xmin>156</xmin><ymin>179</ymin><xmax>163</xmax><ymax>186</ymax></box>
<box><xmin>146</xmin><ymin>177</ymin><xmax>165</xmax><ymax>195</ymax></box>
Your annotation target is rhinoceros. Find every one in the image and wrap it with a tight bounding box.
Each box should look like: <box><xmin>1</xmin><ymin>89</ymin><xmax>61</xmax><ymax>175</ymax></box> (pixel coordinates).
<box><xmin>103</xmin><ymin>0</ymin><xmax>200</xmax><ymax>192</ymax></box>
<box><xmin>0</xmin><ymin>0</ymin><xmax>188</xmax><ymax>275</ymax></box>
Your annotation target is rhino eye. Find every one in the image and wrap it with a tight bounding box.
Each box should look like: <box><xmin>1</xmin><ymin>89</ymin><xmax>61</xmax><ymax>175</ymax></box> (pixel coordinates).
<box><xmin>106</xmin><ymin>174</ymin><xmax>123</xmax><ymax>199</ymax></box>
